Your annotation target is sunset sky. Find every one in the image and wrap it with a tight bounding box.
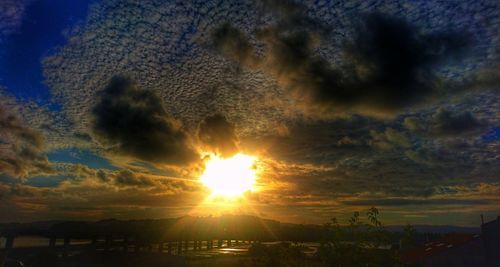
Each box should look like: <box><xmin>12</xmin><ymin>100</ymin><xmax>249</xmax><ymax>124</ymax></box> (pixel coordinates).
<box><xmin>0</xmin><ymin>0</ymin><xmax>498</xmax><ymax>226</ymax></box>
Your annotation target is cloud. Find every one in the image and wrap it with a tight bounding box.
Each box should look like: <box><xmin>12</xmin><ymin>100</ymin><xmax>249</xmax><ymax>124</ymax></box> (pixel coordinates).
<box><xmin>0</xmin><ymin>173</ymin><xmax>204</xmax><ymax>222</ymax></box>
<box><xmin>109</xmin><ymin>169</ymin><xmax>197</xmax><ymax>191</ymax></box>
<box><xmin>113</xmin><ymin>169</ymin><xmax>156</xmax><ymax>188</ymax></box>
<box><xmin>429</xmin><ymin>108</ymin><xmax>485</xmax><ymax>136</ymax></box>
<box><xmin>246</xmin><ymin>114</ymin><xmax>498</xmax><ymax>199</ymax></box>
<box><xmin>404</xmin><ymin>108</ymin><xmax>487</xmax><ymax>137</ymax></box>
<box><xmin>212</xmin><ymin>8</ymin><xmax>470</xmax><ymax>117</ymax></box>
<box><xmin>42</xmin><ymin>0</ymin><xmax>496</xmax><ymax>139</ymax></box>
<box><xmin>0</xmin><ymin>104</ymin><xmax>53</xmax><ymax>178</ymax></box>
<box><xmin>65</xmin><ymin>164</ymin><xmax>97</xmax><ymax>179</ymax></box>
<box><xmin>96</xmin><ymin>169</ymin><xmax>108</xmax><ymax>182</ymax></box>
<box><xmin>35</xmin><ymin>0</ymin><xmax>499</xmax><ymax>224</ymax></box>
<box><xmin>198</xmin><ymin>114</ymin><xmax>239</xmax><ymax>157</ymax></box>
<box><xmin>343</xmin><ymin>13</ymin><xmax>469</xmax><ymax>111</ymax></box>
<box><xmin>369</xmin><ymin>127</ymin><xmax>411</xmax><ymax>150</ymax></box>
<box><xmin>73</xmin><ymin>132</ymin><xmax>93</xmax><ymax>142</ymax></box>
<box><xmin>403</xmin><ymin>116</ymin><xmax>425</xmax><ymax>132</ymax></box>
<box><xmin>0</xmin><ymin>0</ymin><xmax>32</xmax><ymax>43</ymax></box>
<box><xmin>240</xmin><ymin>117</ymin><xmax>374</xmax><ymax>163</ymax></box>
<box><xmin>342</xmin><ymin>198</ymin><xmax>492</xmax><ymax>207</ymax></box>
<box><xmin>0</xmin><ymin>87</ymin><xmax>92</xmax><ymax>152</ymax></box>
<box><xmin>92</xmin><ymin>76</ymin><xmax>199</xmax><ymax>165</ymax></box>
<box><xmin>211</xmin><ymin>23</ymin><xmax>259</xmax><ymax>68</ymax></box>
<box><xmin>0</xmin><ymin>105</ymin><xmax>43</xmax><ymax>147</ymax></box>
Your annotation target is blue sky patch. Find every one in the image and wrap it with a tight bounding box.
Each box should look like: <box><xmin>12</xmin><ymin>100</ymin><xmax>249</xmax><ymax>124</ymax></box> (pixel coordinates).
<box><xmin>0</xmin><ymin>0</ymin><xmax>94</xmax><ymax>106</ymax></box>
<box><xmin>48</xmin><ymin>148</ymin><xmax>117</xmax><ymax>170</ymax></box>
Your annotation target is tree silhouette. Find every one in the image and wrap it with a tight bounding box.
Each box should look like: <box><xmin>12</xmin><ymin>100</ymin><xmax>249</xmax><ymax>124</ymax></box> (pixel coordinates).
<box><xmin>317</xmin><ymin>207</ymin><xmax>398</xmax><ymax>267</ymax></box>
<box><xmin>401</xmin><ymin>224</ymin><xmax>417</xmax><ymax>249</ymax></box>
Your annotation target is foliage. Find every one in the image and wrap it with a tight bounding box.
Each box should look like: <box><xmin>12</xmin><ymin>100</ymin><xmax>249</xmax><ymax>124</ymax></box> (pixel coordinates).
<box><xmin>316</xmin><ymin>207</ymin><xmax>399</xmax><ymax>267</ymax></box>
<box><xmin>401</xmin><ymin>224</ymin><xmax>417</xmax><ymax>249</ymax></box>
<box><xmin>249</xmin><ymin>242</ymin><xmax>310</xmax><ymax>267</ymax></box>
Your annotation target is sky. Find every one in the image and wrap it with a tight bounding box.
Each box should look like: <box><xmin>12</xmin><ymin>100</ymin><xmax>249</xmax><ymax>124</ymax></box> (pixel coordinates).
<box><xmin>0</xmin><ymin>0</ymin><xmax>499</xmax><ymax>226</ymax></box>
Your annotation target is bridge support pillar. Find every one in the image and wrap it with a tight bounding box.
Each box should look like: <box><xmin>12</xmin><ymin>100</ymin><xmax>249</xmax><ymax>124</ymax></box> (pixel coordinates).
<box><xmin>63</xmin><ymin>237</ymin><xmax>70</xmax><ymax>257</ymax></box>
<box><xmin>49</xmin><ymin>237</ymin><xmax>56</xmax><ymax>248</ymax></box>
<box><xmin>177</xmin><ymin>241</ymin><xmax>182</xmax><ymax>254</ymax></box>
<box><xmin>91</xmin><ymin>236</ymin><xmax>97</xmax><ymax>251</ymax></box>
<box><xmin>123</xmin><ymin>236</ymin><xmax>129</xmax><ymax>252</ymax></box>
<box><xmin>105</xmin><ymin>235</ymin><xmax>112</xmax><ymax>251</ymax></box>
<box><xmin>134</xmin><ymin>238</ymin><xmax>140</xmax><ymax>253</ymax></box>
<box><xmin>5</xmin><ymin>235</ymin><xmax>14</xmax><ymax>251</ymax></box>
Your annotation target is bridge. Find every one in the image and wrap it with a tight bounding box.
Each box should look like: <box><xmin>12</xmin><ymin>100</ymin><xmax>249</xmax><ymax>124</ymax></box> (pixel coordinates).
<box><xmin>0</xmin><ymin>215</ymin><xmax>326</xmax><ymax>256</ymax></box>
<box><xmin>1</xmin><ymin>232</ymin><xmax>256</xmax><ymax>256</ymax></box>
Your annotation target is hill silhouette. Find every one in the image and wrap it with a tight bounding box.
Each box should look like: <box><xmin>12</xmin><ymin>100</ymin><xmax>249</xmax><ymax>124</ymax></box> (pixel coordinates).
<box><xmin>0</xmin><ymin>215</ymin><xmax>478</xmax><ymax>243</ymax></box>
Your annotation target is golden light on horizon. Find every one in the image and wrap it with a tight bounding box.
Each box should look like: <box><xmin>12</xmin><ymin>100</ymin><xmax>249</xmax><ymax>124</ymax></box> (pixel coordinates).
<box><xmin>200</xmin><ymin>153</ymin><xmax>257</xmax><ymax>197</ymax></box>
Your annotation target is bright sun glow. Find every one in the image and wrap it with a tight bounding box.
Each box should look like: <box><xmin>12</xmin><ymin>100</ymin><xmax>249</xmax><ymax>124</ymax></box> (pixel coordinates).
<box><xmin>200</xmin><ymin>154</ymin><xmax>256</xmax><ymax>197</ymax></box>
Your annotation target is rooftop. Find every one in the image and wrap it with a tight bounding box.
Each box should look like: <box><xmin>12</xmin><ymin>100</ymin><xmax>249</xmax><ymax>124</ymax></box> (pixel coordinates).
<box><xmin>399</xmin><ymin>233</ymin><xmax>480</xmax><ymax>264</ymax></box>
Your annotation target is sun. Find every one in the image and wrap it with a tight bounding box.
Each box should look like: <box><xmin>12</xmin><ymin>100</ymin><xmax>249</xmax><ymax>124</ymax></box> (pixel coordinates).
<box><xmin>200</xmin><ymin>153</ymin><xmax>257</xmax><ymax>197</ymax></box>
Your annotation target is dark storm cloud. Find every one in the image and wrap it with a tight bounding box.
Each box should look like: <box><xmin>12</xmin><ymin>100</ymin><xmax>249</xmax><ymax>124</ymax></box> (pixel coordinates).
<box><xmin>92</xmin><ymin>76</ymin><xmax>199</xmax><ymax>165</ymax></box>
<box><xmin>212</xmin><ymin>23</ymin><xmax>259</xmax><ymax>67</ymax></box>
<box><xmin>213</xmin><ymin>8</ymin><xmax>470</xmax><ymax>116</ymax></box>
<box><xmin>404</xmin><ymin>108</ymin><xmax>486</xmax><ymax>137</ymax></box>
<box><xmin>343</xmin><ymin>13</ymin><xmax>469</xmax><ymax>111</ymax></box>
<box><xmin>0</xmin><ymin>105</ymin><xmax>53</xmax><ymax>178</ymax></box>
<box><xmin>429</xmin><ymin>109</ymin><xmax>485</xmax><ymax>136</ymax></box>
<box><xmin>198</xmin><ymin>114</ymin><xmax>239</xmax><ymax>157</ymax></box>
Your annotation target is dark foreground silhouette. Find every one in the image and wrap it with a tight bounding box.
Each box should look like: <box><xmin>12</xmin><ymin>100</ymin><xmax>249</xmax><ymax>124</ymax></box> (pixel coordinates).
<box><xmin>1</xmin><ymin>209</ymin><xmax>498</xmax><ymax>267</ymax></box>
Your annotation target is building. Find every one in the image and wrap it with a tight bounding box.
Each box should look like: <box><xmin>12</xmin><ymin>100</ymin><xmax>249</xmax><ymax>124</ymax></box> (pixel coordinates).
<box><xmin>482</xmin><ymin>216</ymin><xmax>500</xmax><ymax>267</ymax></box>
<box><xmin>399</xmin><ymin>233</ymin><xmax>484</xmax><ymax>266</ymax></box>
<box><xmin>399</xmin><ymin>216</ymin><xmax>500</xmax><ymax>267</ymax></box>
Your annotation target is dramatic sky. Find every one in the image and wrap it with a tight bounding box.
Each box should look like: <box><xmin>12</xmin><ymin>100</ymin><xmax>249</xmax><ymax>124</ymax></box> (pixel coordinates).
<box><xmin>0</xmin><ymin>0</ymin><xmax>499</xmax><ymax>226</ymax></box>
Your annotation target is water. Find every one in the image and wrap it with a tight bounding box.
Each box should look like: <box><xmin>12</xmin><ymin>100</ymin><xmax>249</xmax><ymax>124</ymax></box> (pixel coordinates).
<box><xmin>2</xmin><ymin>236</ymin><xmax>92</xmax><ymax>248</ymax></box>
<box><xmin>14</xmin><ymin>236</ymin><xmax>50</xmax><ymax>248</ymax></box>
<box><xmin>2</xmin><ymin>237</ymin><xmax>321</xmax><ymax>257</ymax></box>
